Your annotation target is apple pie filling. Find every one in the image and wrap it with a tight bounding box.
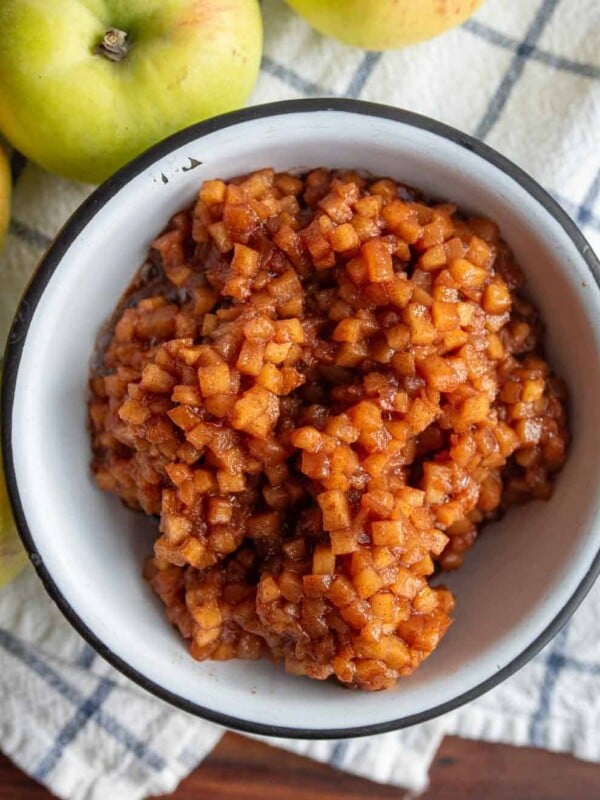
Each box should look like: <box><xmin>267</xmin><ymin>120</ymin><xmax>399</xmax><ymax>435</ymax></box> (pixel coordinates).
<box><xmin>89</xmin><ymin>168</ymin><xmax>568</xmax><ymax>690</ymax></box>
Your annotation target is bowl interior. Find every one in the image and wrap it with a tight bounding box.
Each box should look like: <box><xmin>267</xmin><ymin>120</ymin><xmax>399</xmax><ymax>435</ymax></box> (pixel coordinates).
<box><xmin>6</xmin><ymin>105</ymin><xmax>600</xmax><ymax>735</ymax></box>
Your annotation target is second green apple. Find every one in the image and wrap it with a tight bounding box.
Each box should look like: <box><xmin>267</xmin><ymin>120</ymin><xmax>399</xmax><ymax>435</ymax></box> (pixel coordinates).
<box><xmin>285</xmin><ymin>0</ymin><xmax>482</xmax><ymax>50</ymax></box>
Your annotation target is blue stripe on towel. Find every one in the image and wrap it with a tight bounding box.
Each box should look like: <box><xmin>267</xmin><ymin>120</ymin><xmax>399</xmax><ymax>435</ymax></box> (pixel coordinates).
<box><xmin>32</xmin><ymin>680</ymin><xmax>114</xmax><ymax>781</ymax></box>
<box><xmin>0</xmin><ymin>628</ymin><xmax>166</xmax><ymax>772</ymax></box>
<box><xmin>475</xmin><ymin>0</ymin><xmax>562</xmax><ymax>139</ymax></box>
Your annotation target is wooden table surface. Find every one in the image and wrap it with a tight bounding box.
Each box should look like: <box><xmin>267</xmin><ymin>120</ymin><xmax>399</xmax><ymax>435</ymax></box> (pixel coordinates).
<box><xmin>2</xmin><ymin>732</ymin><xmax>600</xmax><ymax>800</ymax></box>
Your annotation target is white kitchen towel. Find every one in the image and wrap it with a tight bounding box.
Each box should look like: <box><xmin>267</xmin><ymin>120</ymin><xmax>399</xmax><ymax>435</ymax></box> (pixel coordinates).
<box><xmin>1</xmin><ymin>0</ymin><xmax>600</xmax><ymax>798</ymax></box>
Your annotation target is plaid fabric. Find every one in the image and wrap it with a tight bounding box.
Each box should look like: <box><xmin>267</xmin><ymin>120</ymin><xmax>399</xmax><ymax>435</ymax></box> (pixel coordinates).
<box><xmin>1</xmin><ymin>0</ymin><xmax>600</xmax><ymax>797</ymax></box>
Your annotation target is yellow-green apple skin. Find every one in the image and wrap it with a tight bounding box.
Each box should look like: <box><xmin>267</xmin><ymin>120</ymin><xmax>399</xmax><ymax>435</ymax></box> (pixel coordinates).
<box><xmin>0</xmin><ymin>147</ymin><xmax>10</xmax><ymax>253</ymax></box>
<box><xmin>0</xmin><ymin>451</ymin><xmax>27</xmax><ymax>588</ymax></box>
<box><xmin>285</xmin><ymin>0</ymin><xmax>483</xmax><ymax>50</ymax></box>
<box><xmin>0</xmin><ymin>0</ymin><xmax>263</xmax><ymax>184</ymax></box>
<box><xmin>0</xmin><ymin>149</ymin><xmax>25</xmax><ymax>587</ymax></box>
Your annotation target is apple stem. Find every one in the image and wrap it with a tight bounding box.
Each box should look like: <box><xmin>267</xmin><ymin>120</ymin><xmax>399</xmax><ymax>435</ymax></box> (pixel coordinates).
<box><xmin>95</xmin><ymin>27</ymin><xmax>129</xmax><ymax>62</ymax></box>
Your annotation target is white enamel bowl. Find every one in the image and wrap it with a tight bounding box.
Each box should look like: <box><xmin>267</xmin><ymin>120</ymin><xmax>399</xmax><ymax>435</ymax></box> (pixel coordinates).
<box><xmin>3</xmin><ymin>100</ymin><xmax>600</xmax><ymax>738</ymax></box>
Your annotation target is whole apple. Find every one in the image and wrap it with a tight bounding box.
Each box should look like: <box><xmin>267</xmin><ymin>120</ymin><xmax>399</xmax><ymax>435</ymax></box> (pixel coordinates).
<box><xmin>0</xmin><ymin>0</ymin><xmax>262</xmax><ymax>184</ymax></box>
<box><xmin>0</xmin><ymin>147</ymin><xmax>9</xmax><ymax>253</ymax></box>
<box><xmin>285</xmin><ymin>0</ymin><xmax>482</xmax><ymax>50</ymax></box>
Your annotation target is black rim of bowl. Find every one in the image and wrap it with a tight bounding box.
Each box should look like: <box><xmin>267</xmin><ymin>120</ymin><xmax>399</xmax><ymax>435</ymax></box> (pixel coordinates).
<box><xmin>3</xmin><ymin>98</ymin><xmax>600</xmax><ymax>740</ymax></box>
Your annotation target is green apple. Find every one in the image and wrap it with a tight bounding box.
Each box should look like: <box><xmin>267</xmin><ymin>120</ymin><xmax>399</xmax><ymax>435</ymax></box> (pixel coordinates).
<box><xmin>0</xmin><ymin>449</ymin><xmax>27</xmax><ymax>588</ymax></box>
<box><xmin>0</xmin><ymin>0</ymin><xmax>263</xmax><ymax>184</ymax></box>
<box><xmin>0</xmin><ymin>149</ymin><xmax>25</xmax><ymax>588</ymax></box>
<box><xmin>0</xmin><ymin>146</ymin><xmax>9</xmax><ymax>253</ymax></box>
<box><xmin>285</xmin><ymin>0</ymin><xmax>483</xmax><ymax>50</ymax></box>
